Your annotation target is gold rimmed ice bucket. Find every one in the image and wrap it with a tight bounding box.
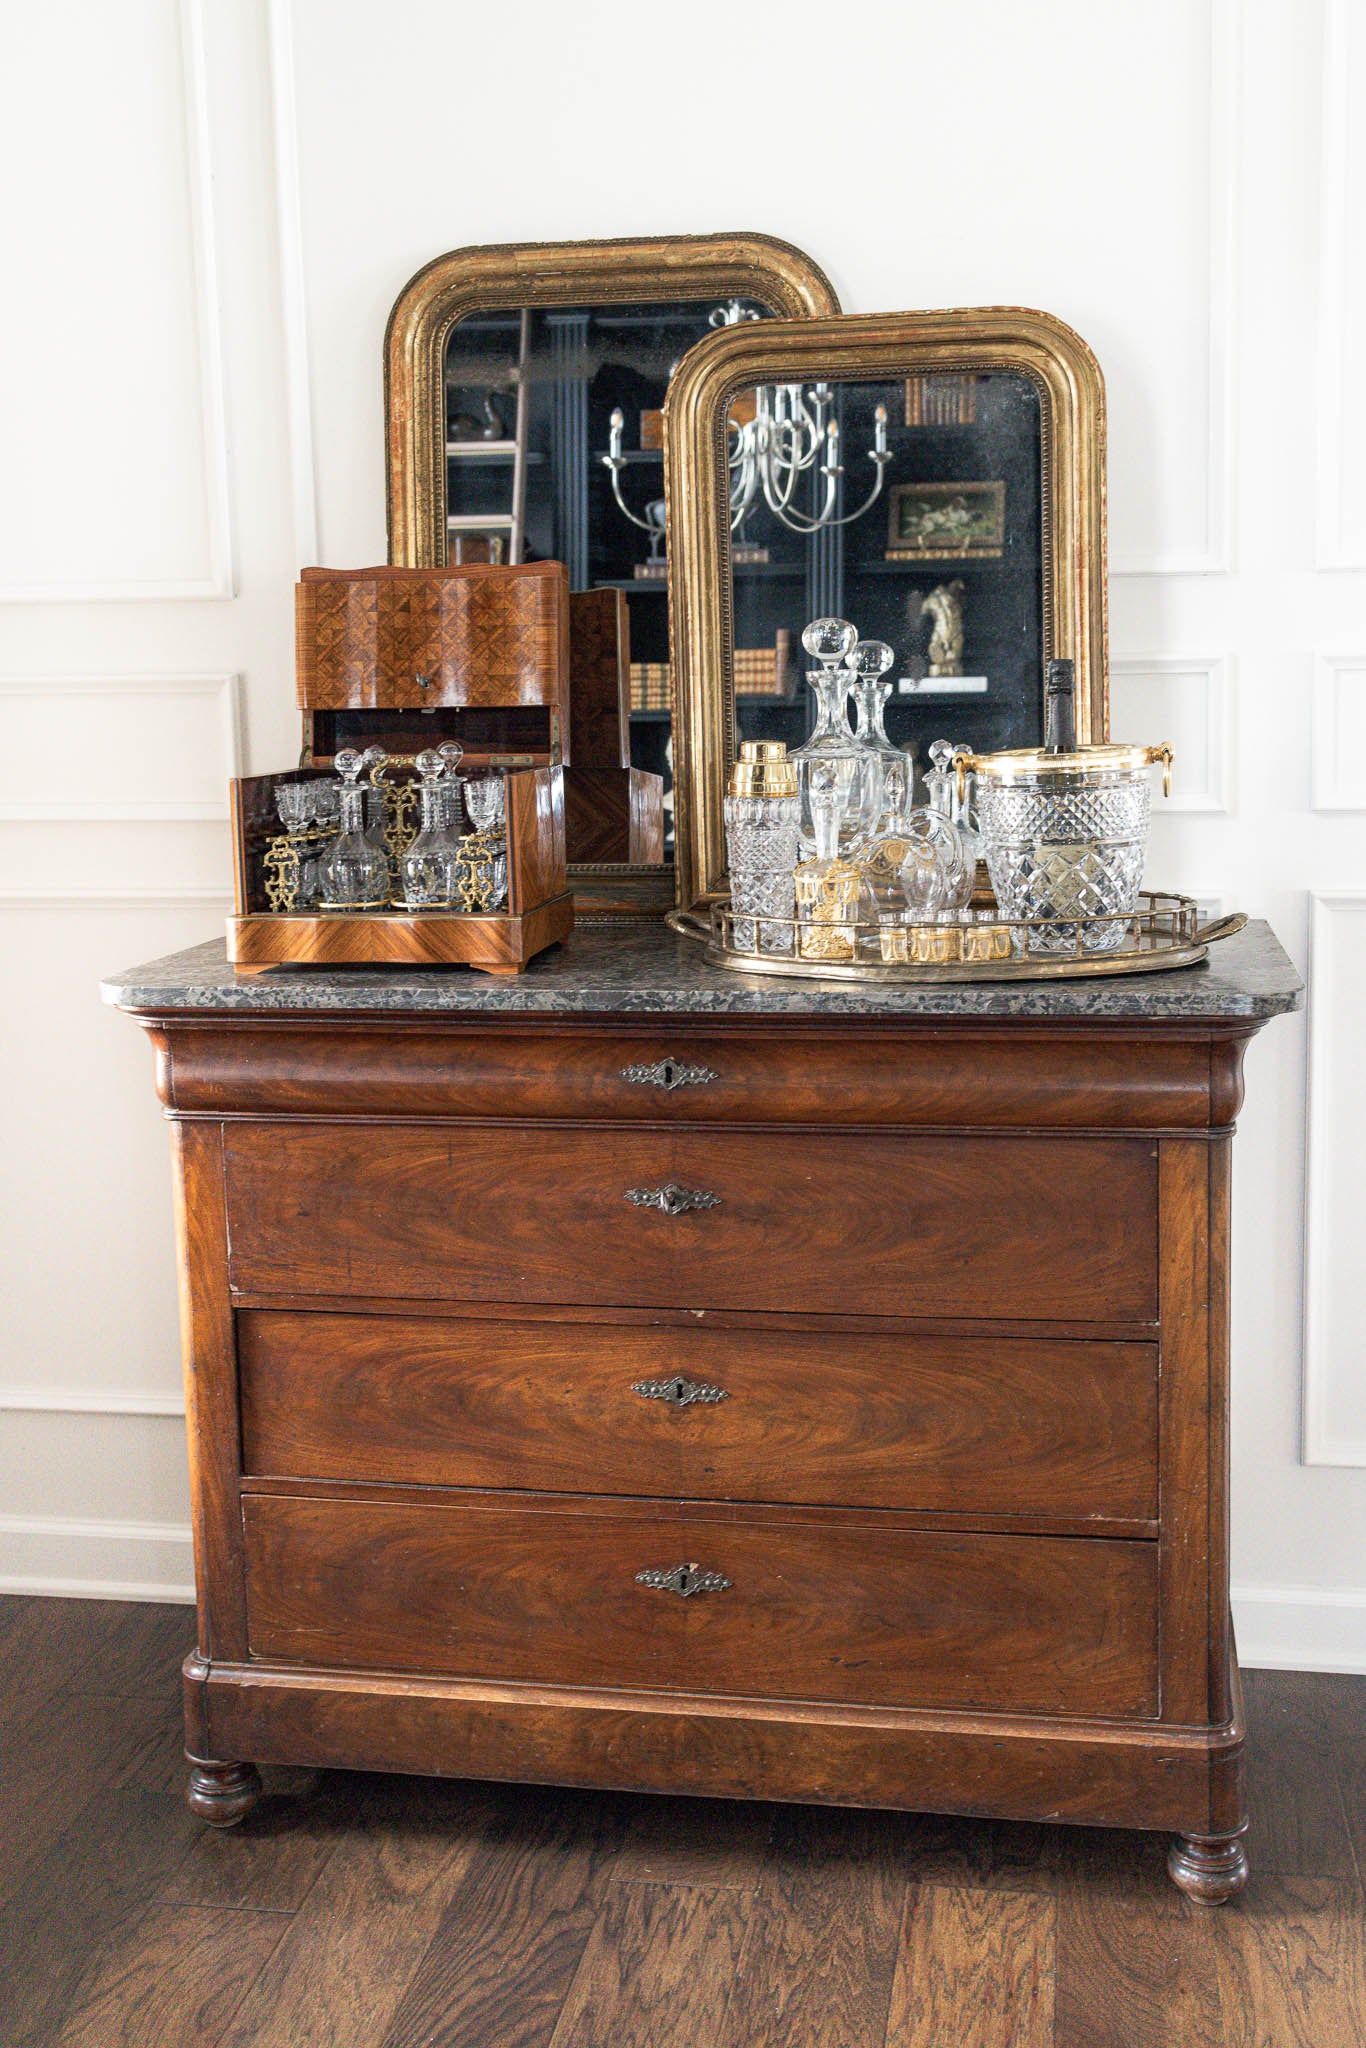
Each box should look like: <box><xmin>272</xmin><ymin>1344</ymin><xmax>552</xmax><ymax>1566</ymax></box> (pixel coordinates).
<box><xmin>958</xmin><ymin>741</ymin><xmax>1174</xmax><ymax>955</ymax></box>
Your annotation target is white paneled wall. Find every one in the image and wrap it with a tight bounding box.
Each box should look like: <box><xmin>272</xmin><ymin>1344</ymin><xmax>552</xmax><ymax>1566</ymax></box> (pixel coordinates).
<box><xmin>2</xmin><ymin>0</ymin><xmax>1364</xmax><ymax>1664</ymax></box>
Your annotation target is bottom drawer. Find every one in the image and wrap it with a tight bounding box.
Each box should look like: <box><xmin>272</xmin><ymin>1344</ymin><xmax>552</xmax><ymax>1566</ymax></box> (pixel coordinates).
<box><xmin>242</xmin><ymin>1496</ymin><xmax>1158</xmax><ymax>1721</ymax></box>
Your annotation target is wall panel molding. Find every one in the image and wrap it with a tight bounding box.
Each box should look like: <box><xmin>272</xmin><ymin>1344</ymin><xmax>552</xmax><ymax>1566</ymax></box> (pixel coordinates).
<box><xmin>0</xmin><ymin>675</ymin><xmax>241</xmax><ymax>820</ymax></box>
<box><xmin>1110</xmin><ymin>0</ymin><xmax>1238</xmax><ymax>577</ymax></box>
<box><xmin>1316</xmin><ymin>0</ymin><xmax>1366</xmax><ymax>569</ymax></box>
<box><xmin>266</xmin><ymin>0</ymin><xmax>319</xmax><ymax>563</ymax></box>
<box><xmin>0</xmin><ymin>0</ymin><xmax>234</xmax><ymax>604</ymax></box>
<box><xmin>1303</xmin><ymin>893</ymin><xmax>1366</xmax><ymax>1466</ymax></box>
<box><xmin>1110</xmin><ymin>655</ymin><xmax>1234</xmax><ymax>812</ymax></box>
<box><xmin>1311</xmin><ymin>654</ymin><xmax>1366</xmax><ymax>808</ymax></box>
<box><xmin>0</xmin><ymin>888</ymin><xmax>231</xmax><ymax>910</ymax></box>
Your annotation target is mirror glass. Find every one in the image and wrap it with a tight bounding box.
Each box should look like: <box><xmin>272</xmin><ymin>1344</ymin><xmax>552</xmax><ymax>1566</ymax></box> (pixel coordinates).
<box><xmin>444</xmin><ymin>297</ymin><xmax>776</xmax><ymax>865</ymax></box>
<box><xmin>724</xmin><ymin>370</ymin><xmax>1044</xmax><ymax>787</ymax></box>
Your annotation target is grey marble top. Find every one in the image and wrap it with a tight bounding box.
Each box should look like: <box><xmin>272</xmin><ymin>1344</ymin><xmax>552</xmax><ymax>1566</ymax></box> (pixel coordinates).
<box><xmin>102</xmin><ymin>918</ymin><xmax>1302</xmax><ymax>1025</ymax></box>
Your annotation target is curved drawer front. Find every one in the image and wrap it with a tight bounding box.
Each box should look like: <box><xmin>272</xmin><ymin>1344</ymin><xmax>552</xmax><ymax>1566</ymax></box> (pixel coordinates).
<box><xmin>167</xmin><ymin>1025</ymin><xmax>1212</xmax><ymax>1129</ymax></box>
<box><xmin>238</xmin><ymin>1311</ymin><xmax>1159</xmax><ymax>1522</ymax></box>
<box><xmin>223</xmin><ymin>1124</ymin><xmax>1156</xmax><ymax>1322</ymax></box>
<box><xmin>242</xmin><ymin>1495</ymin><xmax>1159</xmax><ymax>1720</ymax></box>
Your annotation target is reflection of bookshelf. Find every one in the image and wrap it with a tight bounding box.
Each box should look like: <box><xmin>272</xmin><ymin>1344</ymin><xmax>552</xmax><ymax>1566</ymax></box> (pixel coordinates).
<box><xmin>445</xmin><ymin>443</ymin><xmax>544</xmax><ymax>465</ymax></box>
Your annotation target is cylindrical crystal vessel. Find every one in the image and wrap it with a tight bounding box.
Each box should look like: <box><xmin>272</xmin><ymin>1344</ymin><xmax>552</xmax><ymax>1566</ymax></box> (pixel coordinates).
<box><xmin>453</xmin><ymin>772</ymin><xmax>508</xmax><ymax>911</ymax></box>
<box><xmin>723</xmin><ymin>741</ymin><xmax>800</xmax><ymax>955</ymax></box>
<box><xmin>963</xmin><ymin>724</ymin><xmax>1175</xmax><ymax>953</ymax></box>
<box><xmin>790</xmin><ymin>617</ymin><xmax>883</xmax><ymax>857</ymax></box>
<box><xmin>793</xmin><ymin>761</ymin><xmax>861</xmax><ymax>963</ymax></box>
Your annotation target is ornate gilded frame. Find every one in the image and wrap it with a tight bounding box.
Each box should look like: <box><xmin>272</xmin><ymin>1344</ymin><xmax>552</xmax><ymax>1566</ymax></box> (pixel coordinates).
<box><xmin>384</xmin><ymin>232</ymin><xmax>840</xmax><ymax>567</ymax></box>
<box><xmin>665</xmin><ymin>307</ymin><xmax>1109</xmax><ymax>909</ymax></box>
<box><xmin>383</xmin><ymin>233</ymin><xmax>839</xmax><ymax>912</ymax></box>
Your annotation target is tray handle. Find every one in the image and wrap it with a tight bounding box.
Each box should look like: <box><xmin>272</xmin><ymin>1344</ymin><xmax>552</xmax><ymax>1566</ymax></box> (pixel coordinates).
<box><xmin>1193</xmin><ymin>911</ymin><xmax>1248</xmax><ymax>946</ymax></box>
<box><xmin>665</xmin><ymin>908</ymin><xmax>713</xmax><ymax>944</ymax></box>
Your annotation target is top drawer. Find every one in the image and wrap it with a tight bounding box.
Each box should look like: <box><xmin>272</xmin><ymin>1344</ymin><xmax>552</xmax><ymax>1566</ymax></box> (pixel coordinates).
<box><xmin>222</xmin><ymin>1123</ymin><xmax>1157</xmax><ymax>1321</ymax></box>
<box><xmin>164</xmin><ymin>1025</ymin><xmax>1214</xmax><ymax>1131</ymax></box>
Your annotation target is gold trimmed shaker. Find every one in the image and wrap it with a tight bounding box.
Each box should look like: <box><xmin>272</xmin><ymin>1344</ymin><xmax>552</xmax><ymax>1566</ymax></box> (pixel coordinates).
<box><xmin>724</xmin><ymin>741</ymin><xmax>801</xmax><ymax>955</ymax></box>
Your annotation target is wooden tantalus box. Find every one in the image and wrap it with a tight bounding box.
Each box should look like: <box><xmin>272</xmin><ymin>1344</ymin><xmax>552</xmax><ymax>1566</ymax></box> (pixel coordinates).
<box><xmin>562</xmin><ymin>589</ymin><xmax>664</xmax><ymax>868</ymax></box>
<box><xmin>227</xmin><ymin>562</ymin><xmax>574</xmax><ymax>976</ymax></box>
<box><xmin>294</xmin><ymin>560</ymin><xmax>572</xmax><ymax>759</ymax></box>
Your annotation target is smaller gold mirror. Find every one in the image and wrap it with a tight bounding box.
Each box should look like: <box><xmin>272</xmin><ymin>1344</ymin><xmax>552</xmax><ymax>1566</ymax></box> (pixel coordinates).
<box><xmin>665</xmin><ymin>309</ymin><xmax>1109</xmax><ymax>909</ymax></box>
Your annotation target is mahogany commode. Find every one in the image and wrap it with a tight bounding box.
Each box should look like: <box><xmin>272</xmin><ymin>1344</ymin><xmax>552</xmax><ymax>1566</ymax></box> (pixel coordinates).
<box><xmin>102</xmin><ymin>920</ymin><xmax>1300</xmax><ymax>1899</ymax></box>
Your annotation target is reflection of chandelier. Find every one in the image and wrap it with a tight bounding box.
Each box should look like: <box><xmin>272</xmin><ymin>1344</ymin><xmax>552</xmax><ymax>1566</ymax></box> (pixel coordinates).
<box><xmin>601</xmin><ymin>300</ymin><xmax>892</xmax><ymax>550</ymax></box>
<box><xmin>728</xmin><ymin>378</ymin><xmax>890</xmax><ymax>538</ymax></box>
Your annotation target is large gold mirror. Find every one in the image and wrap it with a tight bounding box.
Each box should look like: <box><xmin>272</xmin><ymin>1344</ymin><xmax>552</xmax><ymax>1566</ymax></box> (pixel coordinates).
<box><xmin>384</xmin><ymin>234</ymin><xmax>838</xmax><ymax>914</ymax></box>
<box><xmin>665</xmin><ymin>308</ymin><xmax>1108</xmax><ymax>909</ymax></box>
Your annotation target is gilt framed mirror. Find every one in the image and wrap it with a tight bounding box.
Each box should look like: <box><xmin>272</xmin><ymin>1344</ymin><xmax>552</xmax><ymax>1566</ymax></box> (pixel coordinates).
<box><xmin>664</xmin><ymin>308</ymin><xmax>1109</xmax><ymax>909</ymax></box>
<box><xmin>384</xmin><ymin>234</ymin><xmax>839</xmax><ymax>915</ymax></box>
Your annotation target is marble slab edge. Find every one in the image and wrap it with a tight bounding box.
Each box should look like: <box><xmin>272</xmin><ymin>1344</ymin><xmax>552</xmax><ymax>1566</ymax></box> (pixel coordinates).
<box><xmin>101</xmin><ymin>921</ymin><xmax>1304</xmax><ymax>1025</ymax></box>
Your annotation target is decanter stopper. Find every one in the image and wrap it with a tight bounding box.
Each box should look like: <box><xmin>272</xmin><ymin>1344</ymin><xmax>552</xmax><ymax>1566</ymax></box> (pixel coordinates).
<box><xmin>414</xmin><ymin>748</ymin><xmax>446</xmax><ymax>785</ymax></box>
<box><xmin>333</xmin><ymin>748</ymin><xmax>365</xmax><ymax>785</ymax></box>
<box><xmin>801</xmin><ymin>617</ymin><xmax>858</xmax><ymax>672</ymax></box>
<box><xmin>845</xmin><ymin>639</ymin><xmax>895</xmax><ymax>682</ymax></box>
<box><xmin>437</xmin><ymin>740</ymin><xmax>464</xmax><ymax>775</ymax></box>
<box><xmin>925</xmin><ymin>739</ymin><xmax>956</xmax><ymax>818</ymax></box>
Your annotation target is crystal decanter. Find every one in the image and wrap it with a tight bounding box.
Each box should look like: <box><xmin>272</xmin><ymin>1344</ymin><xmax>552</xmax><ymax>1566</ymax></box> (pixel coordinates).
<box><xmin>790</xmin><ymin>617</ymin><xmax>883</xmax><ymax>858</ymax></box>
<box><xmin>723</xmin><ymin>740</ymin><xmax>801</xmax><ymax>955</ymax></box>
<box><xmin>793</xmin><ymin>761</ymin><xmax>862</xmax><ymax>962</ymax></box>
<box><xmin>848</xmin><ymin>641</ymin><xmax>913</xmax><ymax>833</ymax></box>
<box><xmin>400</xmin><ymin>749</ymin><xmax>464</xmax><ymax>909</ymax></box>
<box><xmin>317</xmin><ymin>749</ymin><xmax>391</xmax><ymax>909</ymax></box>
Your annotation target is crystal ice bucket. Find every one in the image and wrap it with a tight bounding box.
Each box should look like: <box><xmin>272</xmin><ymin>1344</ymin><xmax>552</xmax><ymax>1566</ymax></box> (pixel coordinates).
<box><xmin>965</xmin><ymin>743</ymin><xmax>1174</xmax><ymax>953</ymax></box>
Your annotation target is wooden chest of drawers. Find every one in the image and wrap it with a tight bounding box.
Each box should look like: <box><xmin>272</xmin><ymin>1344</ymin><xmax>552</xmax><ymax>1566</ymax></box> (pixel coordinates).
<box><xmin>110</xmin><ymin>929</ymin><xmax>1300</xmax><ymax>1904</ymax></box>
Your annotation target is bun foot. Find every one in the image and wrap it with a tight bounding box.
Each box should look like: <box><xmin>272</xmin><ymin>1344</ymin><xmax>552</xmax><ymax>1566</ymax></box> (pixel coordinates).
<box><xmin>187</xmin><ymin>1759</ymin><xmax>262</xmax><ymax>1828</ymax></box>
<box><xmin>1168</xmin><ymin>1827</ymin><xmax>1249</xmax><ymax>1903</ymax></box>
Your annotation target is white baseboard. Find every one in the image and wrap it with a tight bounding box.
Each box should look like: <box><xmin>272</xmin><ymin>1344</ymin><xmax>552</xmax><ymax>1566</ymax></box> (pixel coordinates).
<box><xmin>1232</xmin><ymin>1582</ymin><xmax>1366</xmax><ymax>1673</ymax></box>
<box><xmin>0</xmin><ymin>1514</ymin><xmax>194</xmax><ymax>1603</ymax></box>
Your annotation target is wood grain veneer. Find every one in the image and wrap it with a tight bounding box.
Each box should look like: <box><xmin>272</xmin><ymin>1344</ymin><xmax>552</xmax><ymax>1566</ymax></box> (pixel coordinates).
<box><xmin>241</xmin><ymin>1495</ymin><xmax>1159</xmax><ymax>1719</ymax></box>
<box><xmin>120</xmin><ymin>994</ymin><xmax>1275</xmax><ymax>1898</ymax></box>
<box><xmin>150</xmin><ymin>1019</ymin><xmax>1243</xmax><ymax>1129</ymax></box>
<box><xmin>295</xmin><ymin>563</ymin><xmax>572</xmax><ymax>739</ymax></box>
<box><xmin>237</xmin><ymin>1311</ymin><xmax>1159</xmax><ymax>1521</ymax></box>
<box><xmin>221</xmin><ymin>1124</ymin><xmax>1156</xmax><ymax>1321</ymax></box>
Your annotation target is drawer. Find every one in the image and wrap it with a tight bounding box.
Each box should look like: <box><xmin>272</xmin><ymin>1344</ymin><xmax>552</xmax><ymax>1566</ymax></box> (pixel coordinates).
<box><xmin>166</xmin><ymin>1024</ymin><xmax>1213</xmax><ymax>1129</ymax></box>
<box><xmin>243</xmin><ymin>1495</ymin><xmax>1159</xmax><ymax>1719</ymax></box>
<box><xmin>223</xmin><ymin>1125</ymin><xmax>1156</xmax><ymax>1322</ymax></box>
<box><xmin>238</xmin><ymin>1311</ymin><xmax>1160</xmax><ymax>1522</ymax></box>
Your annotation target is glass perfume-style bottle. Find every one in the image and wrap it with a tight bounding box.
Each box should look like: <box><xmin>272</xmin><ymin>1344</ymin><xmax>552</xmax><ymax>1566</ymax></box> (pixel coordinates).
<box><xmin>723</xmin><ymin>740</ymin><xmax>801</xmax><ymax>955</ymax></box>
<box><xmin>899</xmin><ymin>806</ymin><xmax>973</xmax><ymax>917</ymax></box>
<box><xmin>317</xmin><ymin>749</ymin><xmax>391</xmax><ymax>909</ymax></box>
<box><xmin>790</xmin><ymin>617</ymin><xmax>883</xmax><ymax>858</ymax></box>
<box><xmin>926</xmin><ymin>738</ymin><xmax>983</xmax><ymax>872</ymax></box>
<box><xmin>794</xmin><ymin>761</ymin><xmax>862</xmax><ymax>963</ymax></box>
<box><xmin>401</xmin><ymin>750</ymin><xmax>464</xmax><ymax>908</ymax></box>
<box><xmin>848</xmin><ymin>641</ymin><xmax>913</xmax><ymax>833</ymax></box>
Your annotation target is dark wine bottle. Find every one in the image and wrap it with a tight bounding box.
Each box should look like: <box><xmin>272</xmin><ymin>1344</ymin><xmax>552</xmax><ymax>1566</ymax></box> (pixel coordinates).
<box><xmin>1043</xmin><ymin>657</ymin><xmax>1077</xmax><ymax>754</ymax></box>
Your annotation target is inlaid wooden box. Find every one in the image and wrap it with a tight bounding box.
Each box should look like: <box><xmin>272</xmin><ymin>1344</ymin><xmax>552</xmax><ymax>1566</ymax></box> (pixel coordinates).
<box><xmin>227</xmin><ymin>562</ymin><xmax>574</xmax><ymax>976</ymax></box>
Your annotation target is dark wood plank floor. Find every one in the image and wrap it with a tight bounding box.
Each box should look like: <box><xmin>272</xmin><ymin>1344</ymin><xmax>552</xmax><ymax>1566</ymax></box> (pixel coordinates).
<box><xmin>1</xmin><ymin>1596</ymin><xmax>1363</xmax><ymax>2047</ymax></box>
